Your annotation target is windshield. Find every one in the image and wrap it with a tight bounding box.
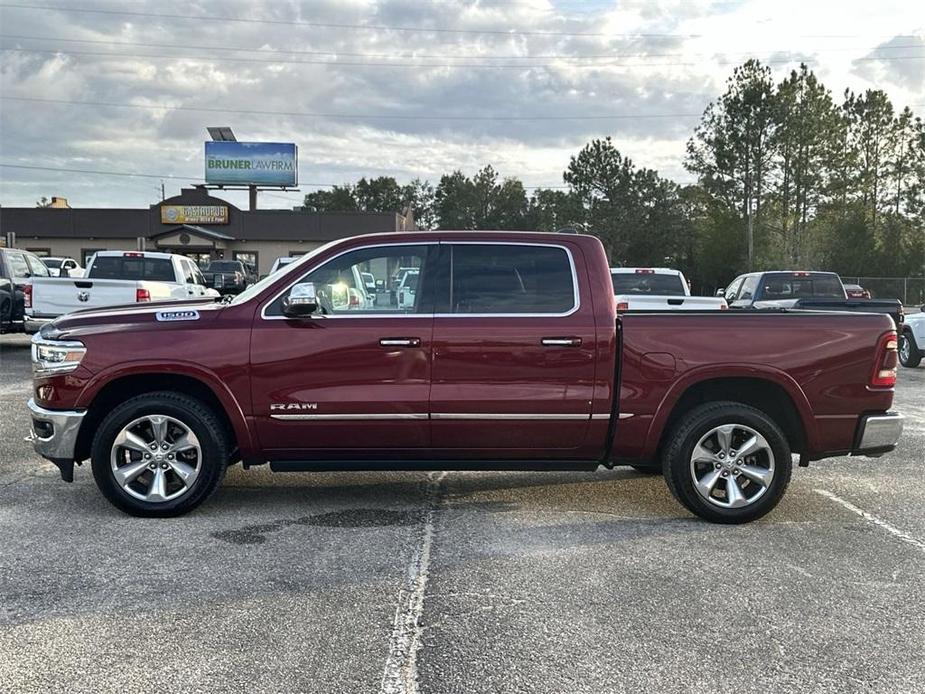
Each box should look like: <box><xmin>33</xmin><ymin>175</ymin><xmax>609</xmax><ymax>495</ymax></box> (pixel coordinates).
<box><xmin>612</xmin><ymin>272</ymin><xmax>686</xmax><ymax>296</ymax></box>
<box><xmin>760</xmin><ymin>273</ymin><xmax>845</xmax><ymax>300</ymax></box>
<box><xmin>229</xmin><ymin>241</ymin><xmax>341</xmax><ymax>306</ymax></box>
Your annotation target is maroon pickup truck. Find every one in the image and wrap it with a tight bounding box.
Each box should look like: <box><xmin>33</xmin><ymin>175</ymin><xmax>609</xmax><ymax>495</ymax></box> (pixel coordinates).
<box><xmin>27</xmin><ymin>231</ymin><xmax>904</xmax><ymax>523</ymax></box>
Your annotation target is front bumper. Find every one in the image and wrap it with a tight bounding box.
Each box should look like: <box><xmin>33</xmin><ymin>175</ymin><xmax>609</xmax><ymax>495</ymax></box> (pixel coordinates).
<box><xmin>26</xmin><ymin>398</ymin><xmax>86</xmax><ymax>481</ymax></box>
<box><xmin>854</xmin><ymin>412</ymin><xmax>904</xmax><ymax>456</ymax></box>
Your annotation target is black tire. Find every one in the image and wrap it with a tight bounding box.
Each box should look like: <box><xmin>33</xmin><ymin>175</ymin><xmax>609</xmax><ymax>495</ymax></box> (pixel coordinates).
<box><xmin>899</xmin><ymin>329</ymin><xmax>922</xmax><ymax>368</ymax></box>
<box><xmin>91</xmin><ymin>391</ymin><xmax>230</xmax><ymax>517</ymax></box>
<box><xmin>662</xmin><ymin>401</ymin><xmax>792</xmax><ymax>524</ymax></box>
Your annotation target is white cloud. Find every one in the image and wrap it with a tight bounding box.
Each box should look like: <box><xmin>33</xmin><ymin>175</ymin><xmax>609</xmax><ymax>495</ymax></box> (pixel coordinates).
<box><xmin>0</xmin><ymin>0</ymin><xmax>922</xmax><ymax>208</ymax></box>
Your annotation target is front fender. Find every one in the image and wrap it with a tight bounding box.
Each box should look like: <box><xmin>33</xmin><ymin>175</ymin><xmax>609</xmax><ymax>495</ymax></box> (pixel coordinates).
<box><xmin>75</xmin><ymin>359</ymin><xmax>257</xmax><ymax>459</ymax></box>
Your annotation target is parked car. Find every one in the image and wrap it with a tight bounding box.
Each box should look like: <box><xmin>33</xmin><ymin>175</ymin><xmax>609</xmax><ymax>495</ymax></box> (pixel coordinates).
<box><xmin>722</xmin><ymin>271</ymin><xmax>903</xmax><ymax>328</ymax></box>
<box><xmin>202</xmin><ymin>260</ymin><xmax>255</xmax><ymax>295</ymax></box>
<box><xmin>1</xmin><ymin>248</ymin><xmax>50</xmax><ymax>333</ymax></box>
<box><xmin>611</xmin><ymin>267</ymin><xmax>727</xmax><ymax>311</ymax></box>
<box><xmin>843</xmin><ymin>283</ymin><xmax>871</xmax><ymax>299</ymax></box>
<box><xmin>42</xmin><ymin>257</ymin><xmax>84</xmax><ymax>278</ymax></box>
<box><xmin>396</xmin><ymin>268</ymin><xmax>420</xmax><ymax>309</ymax></box>
<box><xmin>899</xmin><ymin>309</ymin><xmax>925</xmax><ymax>368</ymax></box>
<box><xmin>24</xmin><ymin>251</ymin><xmax>219</xmax><ymax>332</ymax></box>
<box><xmin>27</xmin><ymin>232</ymin><xmax>903</xmax><ymax>523</ymax></box>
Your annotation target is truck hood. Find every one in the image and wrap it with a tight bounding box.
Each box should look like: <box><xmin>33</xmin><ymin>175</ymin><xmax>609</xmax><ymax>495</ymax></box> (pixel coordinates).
<box><xmin>43</xmin><ymin>298</ymin><xmax>224</xmax><ymax>340</ymax></box>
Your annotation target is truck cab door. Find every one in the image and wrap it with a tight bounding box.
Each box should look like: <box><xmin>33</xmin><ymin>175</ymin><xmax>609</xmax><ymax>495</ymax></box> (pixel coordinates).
<box><xmin>250</xmin><ymin>243</ymin><xmax>436</xmax><ymax>457</ymax></box>
<box><xmin>429</xmin><ymin>241</ymin><xmax>596</xmax><ymax>457</ymax></box>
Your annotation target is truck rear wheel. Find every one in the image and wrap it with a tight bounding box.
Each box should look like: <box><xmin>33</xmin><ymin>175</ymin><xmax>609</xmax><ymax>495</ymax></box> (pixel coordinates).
<box><xmin>899</xmin><ymin>329</ymin><xmax>921</xmax><ymax>368</ymax></box>
<box><xmin>90</xmin><ymin>391</ymin><xmax>230</xmax><ymax>517</ymax></box>
<box><xmin>662</xmin><ymin>402</ymin><xmax>792</xmax><ymax>524</ymax></box>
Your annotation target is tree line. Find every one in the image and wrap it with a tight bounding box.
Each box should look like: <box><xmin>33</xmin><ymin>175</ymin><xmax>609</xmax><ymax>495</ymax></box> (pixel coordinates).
<box><xmin>303</xmin><ymin>60</ymin><xmax>924</xmax><ymax>289</ymax></box>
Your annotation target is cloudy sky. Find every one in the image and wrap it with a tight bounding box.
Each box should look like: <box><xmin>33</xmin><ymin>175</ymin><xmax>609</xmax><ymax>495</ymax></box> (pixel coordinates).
<box><xmin>0</xmin><ymin>0</ymin><xmax>922</xmax><ymax>210</ymax></box>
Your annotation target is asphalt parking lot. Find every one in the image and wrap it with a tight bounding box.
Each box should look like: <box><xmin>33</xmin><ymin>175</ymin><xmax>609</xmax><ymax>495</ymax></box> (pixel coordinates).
<box><xmin>1</xmin><ymin>332</ymin><xmax>923</xmax><ymax>694</ymax></box>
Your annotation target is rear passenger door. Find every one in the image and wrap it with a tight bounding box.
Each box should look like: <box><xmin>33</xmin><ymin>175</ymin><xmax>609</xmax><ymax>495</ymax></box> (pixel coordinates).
<box><xmin>429</xmin><ymin>241</ymin><xmax>596</xmax><ymax>456</ymax></box>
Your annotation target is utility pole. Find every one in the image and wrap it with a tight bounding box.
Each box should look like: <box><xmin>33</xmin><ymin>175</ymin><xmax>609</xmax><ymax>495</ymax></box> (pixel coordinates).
<box><xmin>249</xmin><ymin>184</ymin><xmax>257</xmax><ymax>211</ymax></box>
<box><xmin>160</xmin><ymin>180</ymin><xmax>166</xmax><ymax>201</ymax></box>
<box><xmin>746</xmin><ymin>203</ymin><xmax>754</xmax><ymax>272</ymax></box>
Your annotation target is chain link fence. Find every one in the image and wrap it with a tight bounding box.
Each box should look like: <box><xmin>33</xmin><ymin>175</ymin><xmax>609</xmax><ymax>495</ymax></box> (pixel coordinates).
<box><xmin>843</xmin><ymin>277</ymin><xmax>925</xmax><ymax>306</ymax></box>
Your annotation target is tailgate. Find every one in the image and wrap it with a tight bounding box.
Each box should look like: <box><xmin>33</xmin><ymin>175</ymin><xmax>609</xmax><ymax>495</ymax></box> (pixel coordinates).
<box><xmin>619</xmin><ymin>295</ymin><xmax>726</xmax><ymax>311</ymax></box>
<box><xmin>30</xmin><ymin>278</ymin><xmax>139</xmax><ymax>317</ymax></box>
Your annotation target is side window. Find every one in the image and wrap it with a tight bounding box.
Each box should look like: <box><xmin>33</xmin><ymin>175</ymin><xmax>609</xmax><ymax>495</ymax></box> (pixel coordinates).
<box><xmin>447</xmin><ymin>244</ymin><xmax>576</xmax><ymax>315</ymax></box>
<box><xmin>265</xmin><ymin>244</ymin><xmax>429</xmax><ymax>316</ymax></box>
<box><xmin>739</xmin><ymin>276</ymin><xmax>760</xmax><ymax>301</ymax></box>
<box><xmin>724</xmin><ymin>276</ymin><xmax>744</xmax><ymax>302</ymax></box>
<box><xmin>7</xmin><ymin>253</ymin><xmax>31</xmax><ymax>279</ymax></box>
<box><xmin>25</xmin><ymin>254</ymin><xmax>50</xmax><ymax>277</ymax></box>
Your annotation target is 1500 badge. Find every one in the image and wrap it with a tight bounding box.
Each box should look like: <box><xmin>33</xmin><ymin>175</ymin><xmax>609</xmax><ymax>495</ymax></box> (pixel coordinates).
<box><xmin>155</xmin><ymin>310</ymin><xmax>200</xmax><ymax>322</ymax></box>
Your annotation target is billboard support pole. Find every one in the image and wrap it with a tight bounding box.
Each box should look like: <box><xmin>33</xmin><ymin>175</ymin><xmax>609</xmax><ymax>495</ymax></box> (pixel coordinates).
<box><xmin>249</xmin><ymin>185</ymin><xmax>257</xmax><ymax>211</ymax></box>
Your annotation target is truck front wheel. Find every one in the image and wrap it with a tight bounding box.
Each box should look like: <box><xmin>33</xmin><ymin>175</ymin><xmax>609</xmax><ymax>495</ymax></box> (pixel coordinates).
<box><xmin>90</xmin><ymin>391</ymin><xmax>230</xmax><ymax>517</ymax></box>
<box><xmin>662</xmin><ymin>402</ymin><xmax>792</xmax><ymax>524</ymax></box>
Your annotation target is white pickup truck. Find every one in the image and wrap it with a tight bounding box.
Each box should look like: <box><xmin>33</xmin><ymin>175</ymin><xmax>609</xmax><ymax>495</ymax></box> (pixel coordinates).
<box><xmin>611</xmin><ymin>267</ymin><xmax>728</xmax><ymax>311</ymax></box>
<box><xmin>25</xmin><ymin>251</ymin><xmax>218</xmax><ymax>332</ymax></box>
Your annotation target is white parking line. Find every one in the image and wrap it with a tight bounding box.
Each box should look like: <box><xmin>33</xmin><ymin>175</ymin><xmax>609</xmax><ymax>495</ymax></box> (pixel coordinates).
<box><xmin>814</xmin><ymin>488</ymin><xmax>925</xmax><ymax>554</ymax></box>
<box><xmin>380</xmin><ymin>471</ymin><xmax>446</xmax><ymax>694</ymax></box>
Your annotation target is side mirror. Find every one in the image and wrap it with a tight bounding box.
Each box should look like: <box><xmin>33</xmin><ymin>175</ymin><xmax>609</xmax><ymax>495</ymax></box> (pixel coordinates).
<box><xmin>282</xmin><ymin>282</ymin><xmax>319</xmax><ymax>318</ymax></box>
<box><xmin>715</xmin><ymin>288</ymin><xmax>725</xmax><ymax>297</ymax></box>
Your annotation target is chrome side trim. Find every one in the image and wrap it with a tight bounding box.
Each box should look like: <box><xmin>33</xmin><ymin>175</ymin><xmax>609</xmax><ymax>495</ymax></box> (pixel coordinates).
<box><xmin>618</xmin><ymin>413</ymin><xmax>635</xmax><ymax>420</ymax></box>
<box><xmin>270</xmin><ymin>413</ymin><xmax>429</xmax><ymax>421</ymax></box>
<box><xmin>591</xmin><ymin>413</ymin><xmax>633</xmax><ymax>420</ymax></box>
<box><xmin>431</xmin><ymin>413</ymin><xmax>590</xmax><ymax>420</ymax></box>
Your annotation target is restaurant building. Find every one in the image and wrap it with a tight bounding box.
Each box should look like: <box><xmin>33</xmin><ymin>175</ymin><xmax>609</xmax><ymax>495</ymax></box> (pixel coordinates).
<box><xmin>0</xmin><ymin>188</ymin><xmax>414</xmax><ymax>274</ymax></box>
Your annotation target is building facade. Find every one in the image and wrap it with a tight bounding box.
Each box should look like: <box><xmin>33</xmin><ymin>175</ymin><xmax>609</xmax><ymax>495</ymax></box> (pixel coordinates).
<box><xmin>0</xmin><ymin>188</ymin><xmax>414</xmax><ymax>274</ymax></box>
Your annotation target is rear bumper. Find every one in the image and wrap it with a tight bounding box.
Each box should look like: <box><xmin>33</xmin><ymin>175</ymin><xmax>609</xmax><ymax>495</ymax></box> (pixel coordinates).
<box><xmin>26</xmin><ymin>398</ymin><xmax>86</xmax><ymax>481</ymax></box>
<box><xmin>24</xmin><ymin>315</ymin><xmax>53</xmax><ymax>333</ymax></box>
<box><xmin>853</xmin><ymin>412</ymin><xmax>904</xmax><ymax>457</ymax></box>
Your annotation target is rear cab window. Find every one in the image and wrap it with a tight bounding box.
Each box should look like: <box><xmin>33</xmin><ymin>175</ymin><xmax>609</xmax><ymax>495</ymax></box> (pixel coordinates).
<box><xmin>611</xmin><ymin>271</ymin><xmax>685</xmax><ymax>296</ymax></box>
<box><xmin>759</xmin><ymin>273</ymin><xmax>845</xmax><ymax>300</ymax></box>
<box><xmin>442</xmin><ymin>243</ymin><xmax>577</xmax><ymax>315</ymax></box>
<box><xmin>6</xmin><ymin>252</ymin><xmax>31</xmax><ymax>279</ymax></box>
<box><xmin>88</xmin><ymin>255</ymin><xmax>176</xmax><ymax>282</ymax></box>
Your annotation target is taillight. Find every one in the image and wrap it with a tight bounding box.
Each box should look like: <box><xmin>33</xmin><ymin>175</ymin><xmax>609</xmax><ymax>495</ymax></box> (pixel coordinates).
<box><xmin>870</xmin><ymin>331</ymin><xmax>898</xmax><ymax>388</ymax></box>
<box><xmin>24</xmin><ymin>283</ymin><xmax>33</xmax><ymax>309</ymax></box>
<box><xmin>398</xmin><ymin>291</ymin><xmax>405</xmax><ymax>304</ymax></box>
<box><xmin>136</xmin><ymin>288</ymin><xmax>151</xmax><ymax>302</ymax></box>
<box><xmin>616</xmin><ymin>301</ymin><xmax>629</xmax><ymax>312</ymax></box>
<box><xmin>720</xmin><ymin>304</ymin><xmax>728</xmax><ymax>310</ymax></box>
<box><xmin>349</xmin><ymin>293</ymin><xmax>360</xmax><ymax>307</ymax></box>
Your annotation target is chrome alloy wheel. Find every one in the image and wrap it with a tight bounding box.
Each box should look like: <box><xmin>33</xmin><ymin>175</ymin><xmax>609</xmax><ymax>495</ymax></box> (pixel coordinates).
<box><xmin>899</xmin><ymin>335</ymin><xmax>911</xmax><ymax>362</ymax></box>
<box><xmin>110</xmin><ymin>414</ymin><xmax>202</xmax><ymax>503</ymax></box>
<box><xmin>689</xmin><ymin>423</ymin><xmax>775</xmax><ymax>509</ymax></box>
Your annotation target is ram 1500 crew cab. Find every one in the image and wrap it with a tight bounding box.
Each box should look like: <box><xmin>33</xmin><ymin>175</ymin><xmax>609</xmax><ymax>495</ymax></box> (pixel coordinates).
<box><xmin>27</xmin><ymin>232</ymin><xmax>904</xmax><ymax>523</ymax></box>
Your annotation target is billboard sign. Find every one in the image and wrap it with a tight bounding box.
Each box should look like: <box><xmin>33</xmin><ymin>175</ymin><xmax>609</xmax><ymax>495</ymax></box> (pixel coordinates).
<box><xmin>205</xmin><ymin>141</ymin><xmax>298</xmax><ymax>187</ymax></box>
<box><xmin>161</xmin><ymin>205</ymin><xmax>229</xmax><ymax>225</ymax></box>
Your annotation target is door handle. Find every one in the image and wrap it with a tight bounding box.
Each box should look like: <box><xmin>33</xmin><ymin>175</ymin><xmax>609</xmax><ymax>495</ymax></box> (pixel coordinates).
<box><xmin>541</xmin><ymin>337</ymin><xmax>582</xmax><ymax>347</ymax></box>
<box><xmin>379</xmin><ymin>337</ymin><xmax>421</xmax><ymax>347</ymax></box>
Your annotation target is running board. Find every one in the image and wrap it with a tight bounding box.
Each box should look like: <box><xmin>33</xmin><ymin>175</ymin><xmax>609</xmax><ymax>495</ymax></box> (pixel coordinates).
<box><xmin>268</xmin><ymin>459</ymin><xmax>600</xmax><ymax>473</ymax></box>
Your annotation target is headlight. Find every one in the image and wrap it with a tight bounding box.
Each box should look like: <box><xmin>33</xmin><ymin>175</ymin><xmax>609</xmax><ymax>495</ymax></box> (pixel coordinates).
<box><xmin>31</xmin><ymin>335</ymin><xmax>87</xmax><ymax>376</ymax></box>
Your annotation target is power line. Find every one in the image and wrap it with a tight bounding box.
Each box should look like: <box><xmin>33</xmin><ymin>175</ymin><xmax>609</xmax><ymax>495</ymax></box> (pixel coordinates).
<box><xmin>0</xmin><ymin>2</ymin><xmax>901</xmax><ymax>39</ymax></box>
<box><xmin>0</xmin><ymin>163</ymin><xmax>571</xmax><ymax>189</ymax></box>
<box><xmin>1</xmin><ymin>32</ymin><xmax>921</xmax><ymax>63</ymax></box>
<box><xmin>0</xmin><ymin>95</ymin><xmax>707</xmax><ymax>121</ymax></box>
<box><xmin>4</xmin><ymin>45</ymin><xmax>923</xmax><ymax>70</ymax></box>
